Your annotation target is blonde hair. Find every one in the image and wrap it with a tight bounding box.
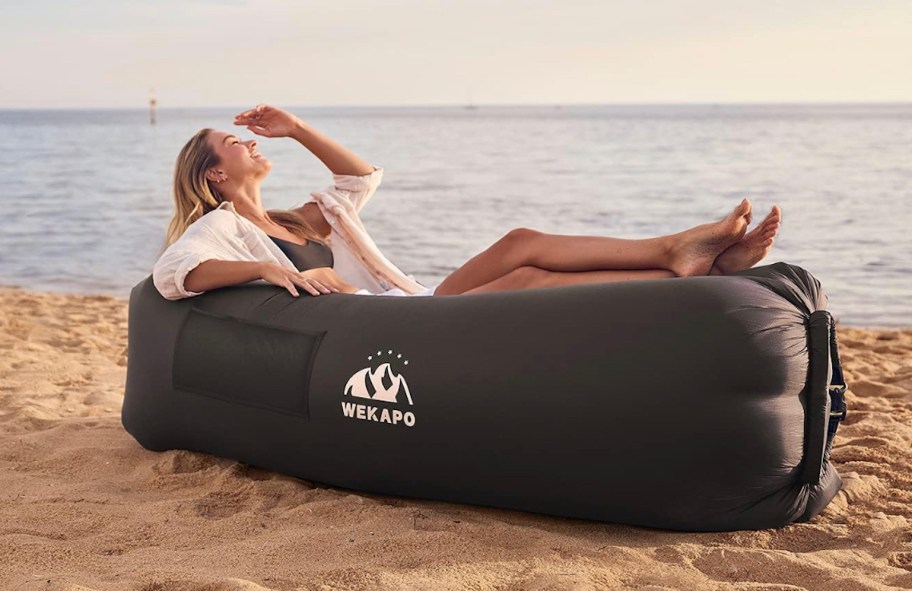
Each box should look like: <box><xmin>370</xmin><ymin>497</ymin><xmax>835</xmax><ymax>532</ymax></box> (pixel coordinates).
<box><xmin>163</xmin><ymin>128</ymin><xmax>329</xmax><ymax>249</ymax></box>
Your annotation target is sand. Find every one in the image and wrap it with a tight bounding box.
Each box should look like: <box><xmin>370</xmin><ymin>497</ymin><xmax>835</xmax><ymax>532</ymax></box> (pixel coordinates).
<box><xmin>0</xmin><ymin>286</ymin><xmax>910</xmax><ymax>591</ymax></box>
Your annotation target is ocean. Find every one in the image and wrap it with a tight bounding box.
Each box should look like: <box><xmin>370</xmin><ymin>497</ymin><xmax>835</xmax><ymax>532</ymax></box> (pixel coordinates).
<box><xmin>0</xmin><ymin>104</ymin><xmax>909</xmax><ymax>327</ymax></box>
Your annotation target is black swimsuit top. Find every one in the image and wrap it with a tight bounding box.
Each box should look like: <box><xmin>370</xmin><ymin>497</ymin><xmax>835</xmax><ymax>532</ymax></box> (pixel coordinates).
<box><xmin>269</xmin><ymin>235</ymin><xmax>334</xmax><ymax>271</ymax></box>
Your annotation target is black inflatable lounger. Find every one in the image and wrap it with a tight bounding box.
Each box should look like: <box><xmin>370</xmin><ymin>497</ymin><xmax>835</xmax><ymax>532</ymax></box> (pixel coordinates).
<box><xmin>121</xmin><ymin>262</ymin><xmax>848</xmax><ymax>532</ymax></box>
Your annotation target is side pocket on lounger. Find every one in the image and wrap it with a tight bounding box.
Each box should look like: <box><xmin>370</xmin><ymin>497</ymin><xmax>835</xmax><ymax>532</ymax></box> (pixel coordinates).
<box><xmin>172</xmin><ymin>307</ymin><xmax>325</xmax><ymax>420</ymax></box>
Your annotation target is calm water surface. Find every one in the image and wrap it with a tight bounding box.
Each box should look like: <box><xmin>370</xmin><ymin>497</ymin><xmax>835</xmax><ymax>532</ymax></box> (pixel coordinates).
<box><xmin>0</xmin><ymin>104</ymin><xmax>909</xmax><ymax>327</ymax></box>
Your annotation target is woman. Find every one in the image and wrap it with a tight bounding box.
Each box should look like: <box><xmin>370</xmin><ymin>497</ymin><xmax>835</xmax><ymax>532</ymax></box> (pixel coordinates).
<box><xmin>153</xmin><ymin>104</ymin><xmax>782</xmax><ymax>301</ymax></box>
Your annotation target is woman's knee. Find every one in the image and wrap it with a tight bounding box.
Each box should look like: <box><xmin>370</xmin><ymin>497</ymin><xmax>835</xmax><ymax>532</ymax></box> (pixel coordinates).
<box><xmin>495</xmin><ymin>227</ymin><xmax>544</xmax><ymax>266</ymax></box>
<box><xmin>501</xmin><ymin>227</ymin><xmax>542</xmax><ymax>244</ymax></box>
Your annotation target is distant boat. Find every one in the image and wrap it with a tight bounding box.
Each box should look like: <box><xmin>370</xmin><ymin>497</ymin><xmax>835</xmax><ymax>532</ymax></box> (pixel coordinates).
<box><xmin>464</xmin><ymin>104</ymin><xmax>478</xmax><ymax>110</ymax></box>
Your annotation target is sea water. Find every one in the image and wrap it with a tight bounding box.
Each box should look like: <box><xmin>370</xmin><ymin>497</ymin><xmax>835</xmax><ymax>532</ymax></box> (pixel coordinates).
<box><xmin>0</xmin><ymin>104</ymin><xmax>909</xmax><ymax>327</ymax></box>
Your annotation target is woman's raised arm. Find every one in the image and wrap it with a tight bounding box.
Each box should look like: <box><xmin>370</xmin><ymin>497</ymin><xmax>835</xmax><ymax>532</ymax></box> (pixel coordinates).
<box><xmin>235</xmin><ymin>104</ymin><xmax>374</xmax><ymax>176</ymax></box>
<box><xmin>290</xmin><ymin>121</ymin><xmax>374</xmax><ymax>177</ymax></box>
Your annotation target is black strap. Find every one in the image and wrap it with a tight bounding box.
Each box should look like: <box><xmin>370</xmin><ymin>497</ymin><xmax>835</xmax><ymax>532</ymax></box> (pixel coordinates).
<box><xmin>800</xmin><ymin>310</ymin><xmax>848</xmax><ymax>485</ymax></box>
<box><xmin>826</xmin><ymin>316</ymin><xmax>848</xmax><ymax>450</ymax></box>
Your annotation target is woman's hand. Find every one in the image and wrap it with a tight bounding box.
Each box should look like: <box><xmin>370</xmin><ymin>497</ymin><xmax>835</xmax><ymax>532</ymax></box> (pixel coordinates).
<box><xmin>259</xmin><ymin>263</ymin><xmax>354</xmax><ymax>297</ymax></box>
<box><xmin>234</xmin><ymin>103</ymin><xmax>301</xmax><ymax>139</ymax></box>
<box><xmin>303</xmin><ymin>267</ymin><xmax>358</xmax><ymax>293</ymax></box>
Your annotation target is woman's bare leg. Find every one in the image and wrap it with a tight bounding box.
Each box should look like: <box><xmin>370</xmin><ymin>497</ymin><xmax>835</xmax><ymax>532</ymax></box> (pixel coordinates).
<box><xmin>434</xmin><ymin>199</ymin><xmax>752</xmax><ymax>296</ymax></box>
<box><xmin>460</xmin><ymin>265</ymin><xmax>674</xmax><ymax>295</ymax></box>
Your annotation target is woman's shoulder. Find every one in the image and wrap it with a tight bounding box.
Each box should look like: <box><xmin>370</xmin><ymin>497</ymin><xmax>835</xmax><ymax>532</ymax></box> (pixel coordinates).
<box><xmin>162</xmin><ymin>207</ymin><xmax>250</xmax><ymax>253</ymax></box>
<box><xmin>201</xmin><ymin>207</ymin><xmax>240</xmax><ymax>226</ymax></box>
<box><xmin>188</xmin><ymin>204</ymin><xmax>248</xmax><ymax>234</ymax></box>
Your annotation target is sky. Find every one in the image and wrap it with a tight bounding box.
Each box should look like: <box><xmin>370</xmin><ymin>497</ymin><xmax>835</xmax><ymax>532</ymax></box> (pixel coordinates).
<box><xmin>0</xmin><ymin>0</ymin><xmax>909</xmax><ymax>108</ymax></box>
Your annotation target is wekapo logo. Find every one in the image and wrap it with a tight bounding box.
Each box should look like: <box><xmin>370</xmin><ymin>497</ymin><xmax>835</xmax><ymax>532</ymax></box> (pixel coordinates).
<box><xmin>342</xmin><ymin>348</ymin><xmax>416</xmax><ymax>427</ymax></box>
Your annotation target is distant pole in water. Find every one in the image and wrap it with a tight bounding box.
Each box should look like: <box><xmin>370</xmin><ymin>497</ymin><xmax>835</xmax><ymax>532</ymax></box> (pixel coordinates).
<box><xmin>464</xmin><ymin>86</ymin><xmax>477</xmax><ymax>111</ymax></box>
<box><xmin>149</xmin><ymin>90</ymin><xmax>157</xmax><ymax>126</ymax></box>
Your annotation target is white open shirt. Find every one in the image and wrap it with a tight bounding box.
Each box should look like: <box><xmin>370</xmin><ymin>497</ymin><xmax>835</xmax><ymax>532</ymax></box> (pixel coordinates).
<box><xmin>152</xmin><ymin>165</ymin><xmax>428</xmax><ymax>300</ymax></box>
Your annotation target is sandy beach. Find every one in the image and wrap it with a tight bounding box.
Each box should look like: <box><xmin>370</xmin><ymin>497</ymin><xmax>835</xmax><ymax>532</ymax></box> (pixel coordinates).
<box><xmin>1</xmin><ymin>286</ymin><xmax>910</xmax><ymax>591</ymax></box>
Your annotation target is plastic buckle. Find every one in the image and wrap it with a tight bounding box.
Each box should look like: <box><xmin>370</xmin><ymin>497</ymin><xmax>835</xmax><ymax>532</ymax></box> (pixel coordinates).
<box><xmin>828</xmin><ymin>384</ymin><xmax>847</xmax><ymax>422</ymax></box>
<box><xmin>829</xmin><ymin>407</ymin><xmax>847</xmax><ymax>422</ymax></box>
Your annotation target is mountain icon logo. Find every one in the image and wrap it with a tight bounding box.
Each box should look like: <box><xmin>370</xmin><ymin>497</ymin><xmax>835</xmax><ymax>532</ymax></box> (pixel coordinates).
<box><xmin>344</xmin><ymin>362</ymin><xmax>414</xmax><ymax>405</ymax></box>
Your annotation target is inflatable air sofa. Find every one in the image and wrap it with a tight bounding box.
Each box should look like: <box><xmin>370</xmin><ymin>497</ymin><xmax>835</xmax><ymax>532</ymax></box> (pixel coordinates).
<box><xmin>122</xmin><ymin>262</ymin><xmax>847</xmax><ymax>532</ymax></box>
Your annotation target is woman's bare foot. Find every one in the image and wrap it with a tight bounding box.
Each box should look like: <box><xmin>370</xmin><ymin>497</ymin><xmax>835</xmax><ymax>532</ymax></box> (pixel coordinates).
<box><xmin>666</xmin><ymin>199</ymin><xmax>752</xmax><ymax>277</ymax></box>
<box><xmin>711</xmin><ymin>205</ymin><xmax>782</xmax><ymax>274</ymax></box>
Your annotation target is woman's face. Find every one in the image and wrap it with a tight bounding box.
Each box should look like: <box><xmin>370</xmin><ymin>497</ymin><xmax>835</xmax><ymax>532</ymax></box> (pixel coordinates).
<box><xmin>206</xmin><ymin>129</ymin><xmax>272</xmax><ymax>183</ymax></box>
